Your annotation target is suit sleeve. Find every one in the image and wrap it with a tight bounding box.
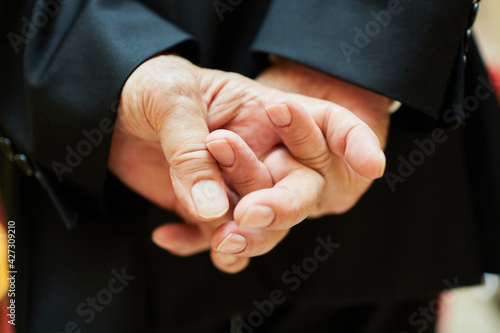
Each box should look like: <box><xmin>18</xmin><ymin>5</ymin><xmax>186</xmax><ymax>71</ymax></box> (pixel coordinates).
<box><xmin>251</xmin><ymin>0</ymin><xmax>472</xmax><ymax>120</ymax></box>
<box><xmin>23</xmin><ymin>0</ymin><xmax>197</xmax><ymax>228</ymax></box>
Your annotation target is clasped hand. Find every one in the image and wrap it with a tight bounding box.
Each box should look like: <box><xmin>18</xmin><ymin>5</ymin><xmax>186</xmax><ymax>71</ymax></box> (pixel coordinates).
<box><xmin>109</xmin><ymin>55</ymin><xmax>391</xmax><ymax>273</ymax></box>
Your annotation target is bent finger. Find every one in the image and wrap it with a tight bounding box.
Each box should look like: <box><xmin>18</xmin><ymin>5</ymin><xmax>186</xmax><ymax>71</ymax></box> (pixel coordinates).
<box><xmin>234</xmin><ymin>148</ymin><xmax>325</xmax><ymax>230</ymax></box>
<box><xmin>211</xmin><ymin>221</ymin><xmax>289</xmax><ymax>258</ymax></box>
<box><xmin>210</xmin><ymin>251</ymin><xmax>251</xmax><ymax>274</ymax></box>
<box><xmin>206</xmin><ymin>129</ymin><xmax>274</xmax><ymax>197</ymax></box>
<box><xmin>152</xmin><ymin>222</ymin><xmax>211</xmax><ymax>256</ymax></box>
<box><xmin>284</xmin><ymin>94</ymin><xmax>386</xmax><ymax>179</ymax></box>
<box><xmin>152</xmin><ymin>222</ymin><xmax>250</xmax><ymax>273</ymax></box>
<box><xmin>265</xmin><ymin>100</ymin><xmax>331</xmax><ymax>173</ymax></box>
<box><xmin>319</xmin><ymin>102</ymin><xmax>385</xmax><ymax>179</ymax></box>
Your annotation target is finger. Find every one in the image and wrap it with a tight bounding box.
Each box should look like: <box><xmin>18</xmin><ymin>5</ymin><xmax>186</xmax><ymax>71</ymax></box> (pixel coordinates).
<box><xmin>152</xmin><ymin>83</ymin><xmax>229</xmax><ymax>221</ymax></box>
<box><xmin>152</xmin><ymin>222</ymin><xmax>211</xmax><ymax>256</ymax></box>
<box><xmin>325</xmin><ymin>106</ymin><xmax>386</xmax><ymax>179</ymax></box>
<box><xmin>153</xmin><ymin>222</ymin><xmax>250</xmax><ymax>274</ymax></box>
<box><xmin>208</xmin><ymin>132</ymin><xmax>321</xmax><ymax>230</ymax></box>
<box><xmin>264</xmin><ymin>100</ymin><xmax>331</xmax><ymax>173</ymax></box>
<box><xmin>210</xmin><ymin>251</ymin><xmax>250</xmax><ymax>274</ymax></box>
<box><xmin>234</xmin><ymin>148</ymin><xmax>325</xmax><ymax>230</ymax></box>
<box><xmin>206</xmin><ymin>135</ymin><xmax>311</xmax><ymax>257</ymax></box>
<box><xmin>206</xmin><ymin>129</ymin><xmax>273</xmax><ymax>196</ymax></box>
<box><xmin>206</xmin><ymin>131</ymin><xmax>290</xmax><ymax>263</ymax></box>
<box><xmin>289</xmin><ymin>95</ymin><xmax>386</xmax><ymax>179</ymax></box>
<box><xmin>150</xmin><ymin>187</ymin><xmax>242</xmax><ymax>256</ymax></box>
<box><xmin>211</xmin><ymin>221</ymin><xmax>289</xmax><ymax>259</ymax></box>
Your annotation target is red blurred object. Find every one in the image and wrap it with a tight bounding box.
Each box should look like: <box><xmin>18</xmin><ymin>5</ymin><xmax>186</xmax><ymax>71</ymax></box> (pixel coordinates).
<box><xmin>0</xmin><ymin>298</ymin><xmax>14</xmax><ymax>333</ymax></box>
<box><xmin>488</xmin><ymin>66</ymin><xmax>500</xmax><ymax>102</ymax></box>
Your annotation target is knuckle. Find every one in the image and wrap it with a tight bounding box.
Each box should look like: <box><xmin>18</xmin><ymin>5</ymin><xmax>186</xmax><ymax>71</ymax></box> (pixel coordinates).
<box><xmin>299</xmin><ymin>149</ymin><xmax>331</xmax><ymax>172</ymax></box>
<box><xmin>275</xmin><ymin>186</ymin><xmax>310</xmax><ymax>226</ymax></box>
<box><xmin>228</xmin><ymin>165</ymin><xmax>265</xmax><ymax>188</ymax></box>
<box><xmin>169</xmin><ymin>145</ymin><xmax>214</xmax><ymax>171</ymax></box>
<box><xmin>314</xmin><ymin>191</ymin><xmax>362</xmax><ymax>216</ymax></box>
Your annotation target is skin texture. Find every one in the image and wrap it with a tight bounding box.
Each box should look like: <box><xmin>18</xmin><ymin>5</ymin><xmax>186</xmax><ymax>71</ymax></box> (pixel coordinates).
<box><xmin>109</xmin><ymin>54</ymin><xmax>390</xmax><ymax>273</ymax></box>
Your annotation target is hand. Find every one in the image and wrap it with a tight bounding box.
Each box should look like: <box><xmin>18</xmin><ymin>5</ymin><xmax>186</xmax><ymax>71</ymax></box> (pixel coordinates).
<box><xmin>254</xmin><ymin>56</ymin><xmax>392</xmax><ymax>216</ymax></box>
<box><xmin>203</xmin><ymin>59</ymin><xmax>393</xmax><ymax>265</ymax></box>
<box><xmin>109</xmin><ymin>54</ymin><xmax>288</xmax><ymax>272</ymax></box>
<box><xmin>181</xmin><ymin>60</ymin><xmax>393</xmax><ymax>266</ymax></box>
<box><xmin>109</xmin><ymin>55</ymin><xmax>384</xmax><ymax>272</ymax></box>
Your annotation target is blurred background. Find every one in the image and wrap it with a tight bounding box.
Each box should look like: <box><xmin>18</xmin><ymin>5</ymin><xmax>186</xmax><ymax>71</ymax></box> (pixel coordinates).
<box><xmin>0</xmin><ymin>1</ymin><xmax>499</xmax><ymax>332</ymax></box>
<box><xmin>437</xmin><ymin>1</ymin><xmax>500</xmax><ymax>332</ymax></box>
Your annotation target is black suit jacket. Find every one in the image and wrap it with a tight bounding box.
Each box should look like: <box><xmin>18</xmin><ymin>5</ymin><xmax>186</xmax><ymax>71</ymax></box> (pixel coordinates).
<box><xmin>1</xmin><ymin>0</ymin><xmax>499</xmax><ymax>332</ymax></box>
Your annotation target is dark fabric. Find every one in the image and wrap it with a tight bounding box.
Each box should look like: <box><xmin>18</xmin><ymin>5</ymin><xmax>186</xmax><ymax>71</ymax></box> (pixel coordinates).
<box><xmin>1</xmin><ymin>0</ymin><xmax>499</xmax><ymax>331</ymax></box>
<box><xmin>228</xmin><ymin>293</ymin><xmax>440</xmax><ymax>333</ymax></box>
<box><xmin>252</xmin><ymin>0</ymin><xmax>471</xmax><ymax>119</ymax></box>
<box><xmin>24</xmin><ymin>0</ymin><xmax>197</xmax><ymax>228</ymax></box>
<box><xmin>464</xmin><ymin>43</ymin><xmax>500</xmax><ymax>271</ymax></box>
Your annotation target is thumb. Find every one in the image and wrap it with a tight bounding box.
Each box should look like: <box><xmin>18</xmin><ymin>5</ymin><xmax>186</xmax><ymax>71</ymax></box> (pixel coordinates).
<box><xmin>290</xmin><ymin>94</ymin><xmax>386</xmax><ymax>179</ymax></box>
<box><xmin>323</xmin><ymin>104</ymin><xmax>386</xmax><ymax>179</ymax></box>
<box><xmin>150</xmin><ymin>77</ymin><xmax>229</xmax><ymax>221</ymax></box>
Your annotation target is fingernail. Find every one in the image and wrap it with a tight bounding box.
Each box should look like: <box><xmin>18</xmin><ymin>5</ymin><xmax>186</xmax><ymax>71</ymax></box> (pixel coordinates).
<box><xmin>215</xmin><ymin>252</ymin><xmax>238</xmax><ymax>265</ymax></box>
<box><xmin>191</xmin><ymin>180</ymin><xmax>229</xmax><ymax>219</ymax></box>
<box><xmin>378</xmin><ymin>150</ymin><xmax>386</xmax><ymax>178</ymax></box>
<box><xmin>239</xmin><ymin>205</ymin><xmax>275</xmax><ymax>228</ymax></box>
<box><xmin>266</xmin><ymin>104</ymin><xmax>292</xmax><ymax>127</ymax></box>
<box><xmin>216</xmin><ymin>233</ymin><xmax>247</xmax><ymax>254</ymax></box>
<box><xmin>206</xmin><ymin>140</ymin><xmax>235</xmax><ymax>167</ymax></box>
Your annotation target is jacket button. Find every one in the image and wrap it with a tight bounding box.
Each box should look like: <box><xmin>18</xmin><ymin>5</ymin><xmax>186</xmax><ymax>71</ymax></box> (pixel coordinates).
<box><xmin>0</xmin><ymin>137</ymin><xmax>15</xmax><ymax>162</ymax></box>
<box><xmin>469</xmin><ymin>2</ymin><xmax>479</xmax><ymax>26</ymax></box>
<box><xmin>464</xmin><ymin>28</ymin><xmax>472</xmax><ymax>54</ymax></box>
<box><xmin>14</xmin><ymin>154</ymin><xmax>34</xmax><ymax>177</ymax></box>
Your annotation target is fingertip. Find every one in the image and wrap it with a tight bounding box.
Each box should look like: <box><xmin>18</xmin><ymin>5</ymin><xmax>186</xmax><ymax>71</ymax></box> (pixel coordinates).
<box><xmin>206</xmin><ymin>130</ymin><xmax>274</xmax><ymax>196</ymax></box>
<box><xmin>265</xmin><ymin>103</ymin><xmax>292</xmax><ymax>127</ymax></box>
<box><xmin>214</xmin><ymin>252</ymin><xmax>239</xmax><ymax>265</ymax></box>
<box><xmin>152</xmin><ymin>224</ymin><xmax>177</xmax><ymax>246</ymax></box>
<box><xmin>378</xmin><ymin>150</ymin><xmax>386</xmax><ymax>178</ymax></box>
<box><xmin>151</xmin><ymin>225</ymin><xmax>183</xmax><ymax>254</ymax></box>
<box><xmin>344</xmin><ymin>126</ymin><xmax>385</xmax><ymax>179</ymax></box>
<box><xmin>206</xmin><ymin>139</ymin><xmax>235</xmax><ymax>167</ymax></box>
<box><xmin>238</xmin><ymin>205</ymin><xmax>275</xmax><ymax>229</ymax></box>
<box><xmin>206</xmin><ymin>129</ymin><xmax>234</xmax><ymax>143</ymax></box>
<box><xmin>151</xmin><ymin>228</ymin><xmax>166</xmax><ymax>246</ymax></box>
<box><xmin>191</xmin><ymin>180</ymin><xmax>229</xmax><ymax>219</ymax></box>
<box><xmin>151</xmin><ymin>223</ymin><xmax>209</xmax><ymax>256</ymax></box>
<box><xmin>211</xmin><ymin>251</ymin><xmax>250</xmax><ymax>274</ymax></box>
<box><xmin>345</xmin><ymin>148</ymin><xmax>383</xmax><ymax>180</ymax></box>
<box><xmin>215</xmin><ymin>232</ymin><xmax>248</xmax><ymax>254</ymax></box>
